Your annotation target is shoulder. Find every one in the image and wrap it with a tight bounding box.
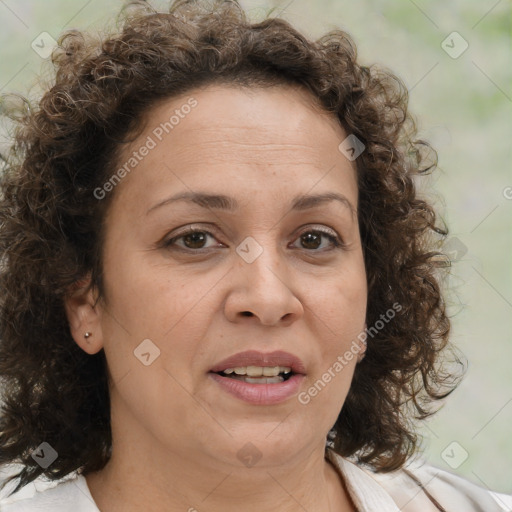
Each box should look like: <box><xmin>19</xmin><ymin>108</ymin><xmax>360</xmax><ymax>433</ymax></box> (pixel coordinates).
<box><xmin>0</xmin><ymin>465</ymin><xmax>99</xmax><ymax>512</ymax></box>
<box><xmin>326</xmin><ymin>449</ymin><xmax>512</xmax><ymax>512</ymax></box>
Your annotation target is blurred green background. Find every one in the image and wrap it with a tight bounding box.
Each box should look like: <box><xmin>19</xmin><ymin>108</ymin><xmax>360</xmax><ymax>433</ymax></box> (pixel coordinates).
<box><xmin>1</xmin><ymin>0</ymin><xmax>511</xmax><ymax>494</ymax></box>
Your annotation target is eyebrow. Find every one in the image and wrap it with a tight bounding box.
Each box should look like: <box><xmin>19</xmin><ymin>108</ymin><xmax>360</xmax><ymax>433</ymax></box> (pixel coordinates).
<box><xmin>146</xmin><ymin>191</ymin><xmax>356</xmax><ymax>218</ymax></box>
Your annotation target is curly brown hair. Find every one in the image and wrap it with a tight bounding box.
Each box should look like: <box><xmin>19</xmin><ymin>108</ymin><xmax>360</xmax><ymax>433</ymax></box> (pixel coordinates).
<box><xmin>0</xmin><ymin>0</ymin><xmax>463</xmax><ymax>497</ymax></box>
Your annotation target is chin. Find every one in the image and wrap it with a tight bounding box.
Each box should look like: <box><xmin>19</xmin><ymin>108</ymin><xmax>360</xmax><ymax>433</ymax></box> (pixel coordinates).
<box><xmin>222</xmin><ymin>430</ymin><xmax>315</xmax><ymax>468</ymax></box>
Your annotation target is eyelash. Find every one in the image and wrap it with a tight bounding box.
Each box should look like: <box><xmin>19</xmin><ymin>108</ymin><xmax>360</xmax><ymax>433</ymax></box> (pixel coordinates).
<box><xmin>163</xmin><ymin>225</ymin><xmax>345</xmax><ymax>253</ymax></box>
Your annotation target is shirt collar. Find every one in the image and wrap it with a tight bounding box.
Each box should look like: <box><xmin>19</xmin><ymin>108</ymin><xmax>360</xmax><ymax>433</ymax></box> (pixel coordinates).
<box><xmin>325</xmin><ymin>448</ymin><xmax>400</xmax><ymax>512</ymax></box>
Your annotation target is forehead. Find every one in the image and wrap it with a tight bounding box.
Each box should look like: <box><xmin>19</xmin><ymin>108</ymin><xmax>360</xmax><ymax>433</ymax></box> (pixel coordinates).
<box><xmin>110</xmin><ymin>83</ymin><xmax>358</xmax><ymax>208</ymax></box>
<box><xmin>145</xmin><ymin>83</ymin><xmax>346</xmax><ymax>150</ymax></box>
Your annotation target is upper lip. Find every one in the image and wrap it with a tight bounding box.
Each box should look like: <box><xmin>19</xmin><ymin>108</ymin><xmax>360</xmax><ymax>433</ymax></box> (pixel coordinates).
<box><xmin>210</xmin><ymin>350</ymin><xmax>307</xmax><ymax>374</ymax></box>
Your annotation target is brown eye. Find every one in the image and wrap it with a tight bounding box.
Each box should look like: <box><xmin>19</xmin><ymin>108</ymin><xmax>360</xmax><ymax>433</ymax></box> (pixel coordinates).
<box><xmin>164</xmin><ymin>229</ymin><xmax>220</xmax><ymax>251</ymax></box>
<box><xmin>182</xmin><ymin>231</ymin><xmax>208</xmax><ymax>249</ymax></box>
<box><xmin>293</xmin><ymin>228</ymin><xmax>343</xmax><ymax>251</ymax></box>
<box><xmin>301</xmin><ymin>232</ymin><xmax>322</xmax><ymax>249</ymax></box>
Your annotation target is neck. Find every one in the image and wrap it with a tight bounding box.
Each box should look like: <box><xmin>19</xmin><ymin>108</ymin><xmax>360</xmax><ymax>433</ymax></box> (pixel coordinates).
<box><xmin>85</xmin><ymin>440</ymin><xmax>355</xmax><ymax>512</ymax></box>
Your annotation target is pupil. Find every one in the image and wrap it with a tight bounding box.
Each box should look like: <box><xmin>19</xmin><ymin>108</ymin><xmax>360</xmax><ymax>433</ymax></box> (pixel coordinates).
<box><xmin>302</xmin><ymin>232</ymin><xmax>320</xmax><ymax>249</ymax></box>
<box><xmin>184</xmin><ymin>232</ymin><xmax>206</xmax><ymax>248</ymax></box>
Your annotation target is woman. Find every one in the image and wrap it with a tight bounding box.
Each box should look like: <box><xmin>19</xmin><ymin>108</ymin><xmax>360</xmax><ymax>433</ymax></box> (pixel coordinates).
<box><xmin>0</xmin><ymin>1</ymin><xmax>509</xmax><ymax>510</ymax></box>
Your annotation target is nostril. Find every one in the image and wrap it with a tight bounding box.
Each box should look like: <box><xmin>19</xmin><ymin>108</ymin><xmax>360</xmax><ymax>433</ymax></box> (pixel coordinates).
<box><xmin>241</xmin><ymin>311</ymin><xmax>253</xmax><ymax>317</ymax></box>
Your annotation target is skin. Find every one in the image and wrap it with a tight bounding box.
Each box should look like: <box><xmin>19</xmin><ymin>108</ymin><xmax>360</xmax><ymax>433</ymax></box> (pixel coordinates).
<box><xmin>65</xmin><ymin>84</ymin><xmax>367</xmax><ymax>512</ymax></box>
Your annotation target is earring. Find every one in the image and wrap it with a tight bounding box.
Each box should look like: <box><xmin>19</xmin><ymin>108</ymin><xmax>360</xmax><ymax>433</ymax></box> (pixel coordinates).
<box><xmin>84</xmin><ymin>332</ymin><xmax>92</xmax><ymax>339</ymax></box>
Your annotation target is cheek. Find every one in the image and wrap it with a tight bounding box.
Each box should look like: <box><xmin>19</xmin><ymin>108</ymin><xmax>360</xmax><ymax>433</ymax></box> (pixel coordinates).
<box><xmin>98</xmin><ymin>253</ymin><xmax>224</xmax><ymax>391</ymax></box>
<box><xmin>304</xmin><ymin>258</ymin><xmax>366</xmax><ymax>403</ymax></box>
<box><xmin>302</xmin><ymin>280</ymin><xmax>366</xmax><ymax>418</ymax></box>
<box><xmin>315</xmin><ymin>262</ymin><xmax>367</xmax><ymax>344</ymax></box>
<box><xmin>102</xmin><ymin>250</ymin><xmax>219</xmax><ymax>338</ymax></box>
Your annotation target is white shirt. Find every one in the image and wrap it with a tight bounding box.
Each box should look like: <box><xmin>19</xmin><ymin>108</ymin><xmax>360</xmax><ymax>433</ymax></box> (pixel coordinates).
<box><xmin>1</xmin><ymin>449</ymin><xmax>511</xmax><ymax>511</ymax></box>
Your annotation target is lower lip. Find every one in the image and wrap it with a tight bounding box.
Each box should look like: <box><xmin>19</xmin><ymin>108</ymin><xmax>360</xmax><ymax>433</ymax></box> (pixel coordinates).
<box><xmin>208</xmin><ymin>372</ymin><xmax>305</xmax><ymax>405</ymax></box>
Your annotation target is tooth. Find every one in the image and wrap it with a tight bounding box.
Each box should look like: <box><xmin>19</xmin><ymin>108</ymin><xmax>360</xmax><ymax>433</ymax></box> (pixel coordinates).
<box><xmin>224</xmin><ymin>366</ymin><xmax>292</xmax><ymax>376</ymax></box>
<box><xmin>263</xmin><ymin>366</ymin><xmax>280</xmax><ymax>376</ymax></box>
<box><xmin>246</xmin><ymin>366</ymin><xmax>264</xmax><ymax>376</ymax></box>
<box><xmin>241</xmin><ymin>375</ymin><xmax>284</xmax><ymax>384</ymax></box>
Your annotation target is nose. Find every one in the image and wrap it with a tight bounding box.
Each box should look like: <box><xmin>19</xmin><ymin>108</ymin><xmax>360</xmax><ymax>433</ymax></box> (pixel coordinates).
<box><xmin>223</xmin><ymin>241</ymin><xmax>304</xmax><ymax>326</ymax></box>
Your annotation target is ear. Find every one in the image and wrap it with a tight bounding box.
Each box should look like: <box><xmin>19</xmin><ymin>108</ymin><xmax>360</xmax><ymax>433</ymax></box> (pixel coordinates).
<box><xmin>64</xmin><ymin>275</ymin><xmax>104</xmax><ymax>355</ymax></box>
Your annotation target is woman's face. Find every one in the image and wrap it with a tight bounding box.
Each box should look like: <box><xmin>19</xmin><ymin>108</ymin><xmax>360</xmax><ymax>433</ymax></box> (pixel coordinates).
<box><xmin>76</xmin><ymin>84</ymin><xmax>367</xmax><ymax>469</ymax></box>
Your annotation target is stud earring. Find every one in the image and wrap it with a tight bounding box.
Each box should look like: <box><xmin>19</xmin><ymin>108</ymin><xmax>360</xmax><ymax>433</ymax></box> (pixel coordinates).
<box><xmin>84</xmin><ymin>332</ymin><xmax>92</xmax><ymax>339</ymax></box>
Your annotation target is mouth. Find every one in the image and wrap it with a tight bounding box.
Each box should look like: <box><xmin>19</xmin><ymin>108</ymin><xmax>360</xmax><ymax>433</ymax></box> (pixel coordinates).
<box><xmin>209</xmin><ymin>350</ymin><xmax>306</xmax><ymax>379</ymax></box>
<box><xmin>207</xmin><ymin>350</ymin><xmax>306</xmax><ymax>405</ymax></box>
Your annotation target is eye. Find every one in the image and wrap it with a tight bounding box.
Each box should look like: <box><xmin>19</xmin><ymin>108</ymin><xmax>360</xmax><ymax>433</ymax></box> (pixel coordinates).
<box><xmin>291</xmin><ymin>227</ymin><xmax>344</xmax><ymax>251</ymax></box>
<box><xmin>164</xmin><ymin>228</ymin><xmax>221</xmax><ymax>251</ymax></box>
